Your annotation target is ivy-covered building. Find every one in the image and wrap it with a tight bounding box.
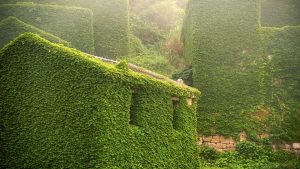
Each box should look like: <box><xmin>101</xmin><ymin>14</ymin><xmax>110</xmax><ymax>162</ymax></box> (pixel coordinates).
<box><xmin>0</xmin><ymin>33</ymin><xmax>200</xmax><ymax>168</ymax></box>
<box><xmin>0</xmin><ymin>16</ymin><xmax>70</xmax><ymax>49</ymax></box>
<box><xmin>183</xmin><ymin>0</ymin><xmax>300</xmax><ymax>141</ymax></box>
<box><xmin>0</xmin><ymin>3</ymin><xmax>94</xmax><ymax>54</ymax></box>
<box><xmin>0</xmin><ymin>0</ymin><xmax>130</xmax><ymax>58</ymax></box>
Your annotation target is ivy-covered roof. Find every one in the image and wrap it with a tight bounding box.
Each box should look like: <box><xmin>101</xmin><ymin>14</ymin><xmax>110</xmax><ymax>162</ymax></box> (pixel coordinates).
<box><xmin>0</xmin><ymin>32</ymin><xmax>200</xmax><ymax>168</ymax></box>
<box><xmin>0</xmin><ymin>3</ymin><xmax>95</xmax><ymax>54</ymax></box>
<box><xmin>0</xmin><ymin>16</ymin><xmax>69</xmax><ymax>49</ymax></box>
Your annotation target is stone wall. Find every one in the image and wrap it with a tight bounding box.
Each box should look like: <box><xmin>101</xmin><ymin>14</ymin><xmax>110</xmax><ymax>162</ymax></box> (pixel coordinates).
<box><xmin>198</xmin><ymin>135</ymin><xmax>236</xmax><ymax>151</ymax></box>
<box><xmin>198</xmin><ymin>133</ymin><xmax>300</xmax><ymax>155</ymax></box>
<box><xmin>273</xmin><ymin>143</ymin><xmax>300</xmax><ymax>156</ymax></box>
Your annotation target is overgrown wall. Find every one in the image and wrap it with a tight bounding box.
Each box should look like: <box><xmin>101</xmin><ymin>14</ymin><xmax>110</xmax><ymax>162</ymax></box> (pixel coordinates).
<box><xmin>0</xmin><ymin>3</ymin><xmax>94</xmax><ymax>54</ymax></box>
<box><xmin>87</xmin><ymin>0</ymin><xmax>129</xmax><ymax>58</ymax></box>
<box><xmin>0</xmin><ymin>0</ymin><xmax>130</xmax><ymax>58</ymax></box>
<box><xmin>199</xmin><ymin>134</ymin><xmax>300</xmax><ymax>155</ymax></box>
<box><xmin>0</xmin><ymin>16</ymin><xmax>69</xmax><ymax>49</ymax></box>
<box><xmin>0</xmin><ymin>33</ymin><xmax>200</xmax><ymax>168</ymax></box>
<box><xmin>183</xmin><ymin>0</ymin><xmax>300</xmax><ymax>141</ymax></box>
<box><xmin>260</xmin><ymin>26</ymin><xmax>300</xmax><ymax>141</ymax></box>
<box><xmin>261</xmin><ymin>0</ymin><xmax>300</xmax><ymax>27</ymax></box>
<box><xmin>184</xmin><ymin>0</ymin><xmax>265</xmax><ymax>137</ymax></box>
<box><xmin>46</xmin><ymin>0</ymin><xmax>130</xmax><ymax>58</ymax></box>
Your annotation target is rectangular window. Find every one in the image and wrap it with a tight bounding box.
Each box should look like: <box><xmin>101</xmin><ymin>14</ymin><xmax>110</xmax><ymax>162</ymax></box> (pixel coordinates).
<box><xmin>172</xmin><ymin>97</ymin><xmax>180</xmax><ymax>130</ymax></box>
<box><xmin>129</xmin><ymin>89</ymin><xmax>137</xmax><ymax>125</ymax></box>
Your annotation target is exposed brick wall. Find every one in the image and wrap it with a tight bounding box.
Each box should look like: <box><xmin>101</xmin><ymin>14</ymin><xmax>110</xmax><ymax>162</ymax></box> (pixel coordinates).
<box><xmin>273</xmin><ymin>143</ymin><xmax>300</xmax><ymax>155</ymax></box>
<box><xmin>198</xmin><ymin>135</ymin><xmax>236</xmax><ymax>151</ymax></box>
<box><xmin>198</xmin><ymin>133</ymin><xmax>300</xmax><ymax>156</ymax></box>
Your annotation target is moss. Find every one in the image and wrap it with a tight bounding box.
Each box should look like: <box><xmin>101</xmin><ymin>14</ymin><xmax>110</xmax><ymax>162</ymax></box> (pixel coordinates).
<box><xmin>0</xmin><ymin>16</ymin><xmax>69</xmax><ymax>49</ymax></box>
<box><xmin>0</xmin><ymin>33</ymin><xmax>200</xmax><ymax>168</ymax></box>
<box><xmin>0</xmin><ymin>3</ymin><xmax>94</xmax><ymax>54</ymax></box>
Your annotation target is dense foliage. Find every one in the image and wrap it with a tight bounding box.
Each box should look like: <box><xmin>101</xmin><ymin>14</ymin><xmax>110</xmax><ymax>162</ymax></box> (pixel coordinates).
<box><xmin>0</xmin><ymin>1</ymin><xmax>299</xmax><ymax>168</ymax></box>
<box><xmin>172</xmin><ymin>66</ymin><xmax>193</xmax><ymax>86</ymax></box>
<box><xmin>0</xmin><ymin>0</ymin><xmax>130</xmax><ymax>58</ymax></box>
<box><xmin>199</xmin><ymin>142</ymin><xmax>300</xmax><ymax>169</ymax></box>
<box><xmin>0</xmin><ymin>16</ymin><xmax>69</xmax><ymax>49</ymax></box>
<box><xmin>260</xmin><ymin>26</ymin><xmax>300</xmax><ymax>141</ymax></box>
<box><xmin>183</xmin><ymin>0</ymin><xmax>300</xmax><ymax>141</ymax></box>
<box><xmin>65</xmin><ymin>0</ymin><xmax>130</xmax><ymax>58</ymax></box>
<box><xmin>0</xmin><ymin>2</ymin><xmax>94</xmax><ymax>54</ymax></box>
<box><xmin>0</xmin><ymin>33</ymin><xmax>200</xmax><ymax>168</ymax></box>
<box><xmin>125</xmin><ymin>55</ymin><xmax>174</xmax><ymax>76</ymax></box>
<box><xmin>129</xmin><ymin>0</ymin><xmax>187</xmax><ymax>75</ymax></box>
<box><xmin>261</xmin><ymin>0</ymin><xmax>300</xmax><ymax>27</ymax></box>
<box><xmin>183</xmin><ymin>0</ymin><xmax>265</xmax><ymax>137</ymax></box>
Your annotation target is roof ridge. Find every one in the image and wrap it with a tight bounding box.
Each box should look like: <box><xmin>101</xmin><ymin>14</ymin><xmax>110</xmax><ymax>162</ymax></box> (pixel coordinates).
<box><xmin>87</xmin><ymin>54</ymin><xmax>190</xmax><ymax>88</ymax></box>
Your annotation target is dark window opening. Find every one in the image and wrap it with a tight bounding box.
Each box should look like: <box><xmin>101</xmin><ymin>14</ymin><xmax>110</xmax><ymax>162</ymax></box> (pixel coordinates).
<box><xmin>172</xmin><ymin>97</ymin><xmax>180</xmax><ymax>130</ymax></box>
<box><xmin>129</xmin><ymin>89</ymin><xmax>138</xmax><ymax>125</ymax></box>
